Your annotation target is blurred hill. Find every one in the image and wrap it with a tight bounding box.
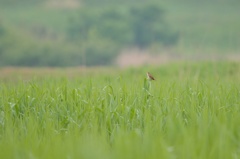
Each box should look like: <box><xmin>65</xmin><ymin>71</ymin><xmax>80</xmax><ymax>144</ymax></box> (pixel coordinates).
<box><xmin>0</xmin><ymin>0</ymin><xmax>239</xmax><ymax>66</ymax></box>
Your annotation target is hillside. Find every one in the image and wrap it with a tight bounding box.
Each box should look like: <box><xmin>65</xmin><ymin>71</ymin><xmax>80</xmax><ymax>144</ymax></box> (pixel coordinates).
<box><xmin>0</xmin><ymin>0</ymin><xmax>239</xmax><ymax>66</ymax></box>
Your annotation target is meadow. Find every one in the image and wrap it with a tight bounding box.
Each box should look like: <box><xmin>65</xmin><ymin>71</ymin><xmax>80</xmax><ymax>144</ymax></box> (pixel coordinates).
<box><xmin>0</xmin><ymin>62</ymin><xmax>240</xmax><ymax>159</ymax></box>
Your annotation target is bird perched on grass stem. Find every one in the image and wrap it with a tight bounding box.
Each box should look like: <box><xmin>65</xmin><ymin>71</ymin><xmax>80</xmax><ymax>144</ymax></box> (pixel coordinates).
<box><xmin>147</xmin><ymin>72</ymin><xmax>155</xmax><ymax>81</ymax></box>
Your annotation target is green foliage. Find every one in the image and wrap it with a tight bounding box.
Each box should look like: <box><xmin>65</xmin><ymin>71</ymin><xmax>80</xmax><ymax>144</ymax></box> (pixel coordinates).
<box><xmin>130</xmin><ymin>4</ymin><xmax>165</xmax><ymax>47</ymax></box>
<box><xmin>0</xmin><ymin>0</ymin><xmax>240</xmax><ymax>66</ymax></box>
<box><xmin>0</xmin><ymin>62</ymin><xmax>240</xmax><ymax>158</ymax></box>
<box><xmin>0</xmin><ymin>0</ymin><xmax>44</xmax><ymax>6</ymax></box>
<box><xmin>83</xmin><ymin>40</ymin><xmax>118</xmax><ymax>66</ymax></box>
<box><xmin>0</xmin><ymin>27</ymin><xmax>82</xmax><ymax>66</ymax></box>
<box><xmin>0</xmin><ymin>23</ymin><xmax>5</xmax><ymax>36</ymax></box>
<box><xmin>68</xmin><ymin>3</ymin><xmax>178</xmax><ymax>48</ymax></box>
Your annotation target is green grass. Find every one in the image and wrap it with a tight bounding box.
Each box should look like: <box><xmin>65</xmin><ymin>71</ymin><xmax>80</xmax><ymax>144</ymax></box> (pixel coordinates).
<box><xmin>0</xmin><ymin>62</ymin><xmax>240</xmax><ymax>159</ymax></box>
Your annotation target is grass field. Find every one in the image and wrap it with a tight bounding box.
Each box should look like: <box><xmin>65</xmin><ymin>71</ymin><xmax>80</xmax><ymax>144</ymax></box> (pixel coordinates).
<box><xmin>0</xmin><ymin>62</ymin><xmax>240</xmax><ymax>159</ymax></box>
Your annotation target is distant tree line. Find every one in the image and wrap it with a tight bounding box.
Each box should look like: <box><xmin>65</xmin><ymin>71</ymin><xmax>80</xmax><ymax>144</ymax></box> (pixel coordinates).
<box><xmin>0</xmin><ymin>3</ymin><xmax>178</xmax><ymax>66</ymax></box>
<box><xmin>68</xmin><ymin>4</ymin><xmax>178</xmax><ymax>48</ymax></box>
<box><xmin>67</xmin><ymin>3</ymin><xmax>178</xmax><ymax>65</ymax></box>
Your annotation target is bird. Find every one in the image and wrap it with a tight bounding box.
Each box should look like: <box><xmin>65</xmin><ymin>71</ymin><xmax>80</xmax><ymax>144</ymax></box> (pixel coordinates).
<box><xmin>147</xmin><ymin>72</ymin><xmax>155</xmax><ymax>81</ymax></box>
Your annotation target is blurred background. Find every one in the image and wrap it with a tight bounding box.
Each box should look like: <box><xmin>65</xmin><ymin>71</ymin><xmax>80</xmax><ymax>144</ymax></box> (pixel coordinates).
<box><xmin>0</xmin><ymin>0</ymin><xmax>239</xmax><ymax>67</ymax></box>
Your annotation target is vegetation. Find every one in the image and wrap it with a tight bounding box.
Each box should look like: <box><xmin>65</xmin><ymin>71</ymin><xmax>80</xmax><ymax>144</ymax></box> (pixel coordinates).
<box><xmin>0</xmin><ymin>0</ymin><xmax>239</xmax><ymax>66</ymax></box>
<box><xmin>0</xmin><ymin>1</ymin><xmax>177</xmax><ymax>66</ymax></box>
<box><xmin>0</xmin><ymin>62</ymin><xmax>240</xmax><ymax>159</ymax></box>
<box><xmin>68</xmin><ymin>4</ymin><xmax>177</xmax><ymax>47</ymax></box>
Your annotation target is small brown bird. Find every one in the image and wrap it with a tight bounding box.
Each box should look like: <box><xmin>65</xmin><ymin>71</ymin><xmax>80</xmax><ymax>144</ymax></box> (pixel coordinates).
<box><xmin>147</xmin><ymin>72</ymin><xmax>155</xmax><ymax>81</ymax></box>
